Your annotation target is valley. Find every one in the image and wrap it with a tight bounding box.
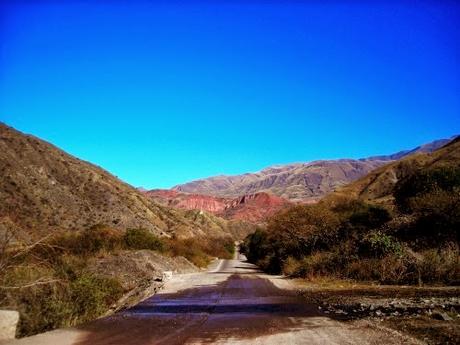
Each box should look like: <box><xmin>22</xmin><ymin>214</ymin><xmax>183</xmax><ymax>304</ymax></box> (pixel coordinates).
<box><xmin>0</xmin><ymin>248</ymin><xmax>431</xmax><ymax>345</ymax></box>
<box><xmin>0</xmin><ymin>123</ymin><xmax>458</xmax><ymax>344</ymax></box>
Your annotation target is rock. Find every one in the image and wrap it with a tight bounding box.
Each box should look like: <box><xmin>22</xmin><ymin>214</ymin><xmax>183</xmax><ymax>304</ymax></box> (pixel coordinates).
<box><xmin>0</xmin><ymin>310</ymin><xmax>19</xmax><ymax>341</ymax></box>
<box><xmin>432</xmin><ymin>311</ymin><xmax>453</xmax><ymax>321</ymax></box>
<box><xmin>162</xmin><ymin>271</ymin><xmax>173</xmax><ymax>281</ymax></box>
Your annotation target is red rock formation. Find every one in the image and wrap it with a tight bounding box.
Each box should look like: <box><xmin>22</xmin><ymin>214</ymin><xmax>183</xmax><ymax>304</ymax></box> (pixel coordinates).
<box><xmin>145</xmin><ymin>190</ymin><xmax>227</xmax><ymax>213</ymax></box>
<box><xmin>143</xmin><ymin>190</ymin><xmax>292</xmax><ymax>223</ymax></box>
<box><xmin>220</xmin><ymin>192</ymin><xmax>291</xmax><ymax>223</ymax></box>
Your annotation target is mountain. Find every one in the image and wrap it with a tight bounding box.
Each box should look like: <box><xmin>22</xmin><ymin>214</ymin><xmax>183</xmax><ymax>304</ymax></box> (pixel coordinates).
<box><xmin>172</xmin><ymin>160</ymin><xmax>387</xmax><ymax>201</ymax></box>
<box><xmin>334</xmin><ymin>136</ymin><xmax>460</xmax><ymax>204</ymax></box>
<box><xmin>172</xmin><ymin>137</ymin><xmax>458</xmax><ymax>201</ymax></box>
<box><xmin>145</xmin><ymin>190</ymin><xmax>292</xmax><ymax>223</ymax></box>
<box><xmin>366</xmin><ymin>136</ymin><xmax>457</xmax><ymax>161</ymax></box>
<box><xmin>0</xmin><ymin>123</ymin><xmax>247</xmax><ymax>240</ymax></box>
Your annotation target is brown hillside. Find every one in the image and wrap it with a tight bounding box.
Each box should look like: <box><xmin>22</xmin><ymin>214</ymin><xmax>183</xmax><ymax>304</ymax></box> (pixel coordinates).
<box><xmin>172</xmin><ymin>137</ymin><xmax>455</xmax><ymax>201</ymax></box>
<box><xmin>334</xmin><ymin>137</ymin><xmax>460</xmax><ymax>204</ymax></box>
<box><xmin>0</xmin><ymin>123</ymin><xmax>239</xmax><ymax>240</ymax></box>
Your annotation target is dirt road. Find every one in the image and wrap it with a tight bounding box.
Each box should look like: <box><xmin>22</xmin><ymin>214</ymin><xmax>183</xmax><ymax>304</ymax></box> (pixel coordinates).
<box><xmin>4</xmin><ymin>250</ymin><xmax>421</xmax><ymax>345</ymax></box>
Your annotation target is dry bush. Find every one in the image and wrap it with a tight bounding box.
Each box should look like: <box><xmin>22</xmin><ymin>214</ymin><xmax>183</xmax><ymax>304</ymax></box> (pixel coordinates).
<box><xmin>123</xmin><ymin>228</ymin><xmax>165</xmax><ymax>252</ymax></box>
<box><xmin>166</xmin><ymin>236</ymin><xmax>234</xmax><ymax>267</ymax></box>
<box><xmin>282</xmin><ymin>257</ymin><xmax>302</xmax><ymax>277</ymax></box>
<box><xmin>288</xmin><ymin>252</ymin><xmax>345</xmax><ymax>279</ymax></box>
<box><xmin>416</xmin><ymin>245</ymin><xmax>460</xmax><ymax>284</ymax></box>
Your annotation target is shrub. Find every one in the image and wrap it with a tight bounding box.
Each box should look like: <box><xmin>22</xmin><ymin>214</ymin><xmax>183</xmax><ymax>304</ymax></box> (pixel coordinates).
<box><xmin>394</xmin><ymin>166</ymin><xmax>460</xmax><ymax>213</ymax></box>
<box><xmin>346</xmin><ymin>253</ymin><xmax>415</xmax><ymax>284</ymax></box>
<box><xmin>69</xmin><ymin>273</ymin><xmax>123</xmax><ymax>320</ymax></box>
<box><xmin>358</xmin><ymin>231</ymin><xmax>403</xmax><ymax>258</ymax></box>
<box><xmin>243</xmin><ymin>229</ymin><xmax>270</xmax><ymax>264</ymax></box>
<box><xmin>167</xmin><ymin>238</ymin><xmax>210</xmax><ymax>267</ymax></box>
<box><xmin>348</xmin><ymin>205</ymin><xmax>391</xmax><ymax>229</ymax></box>
<box><xmin>123</xmin><ymin>228</ymin><xmax>165</xmax><ymax>252</ymax></box>
<box><xmin>292</xmin><ymin>251</ymin><xmax>345</xmax><ymax>278</ymax></box>
<box><xmin>2</xmin><ymin>264</ymin><xmax>123</xmax><ymax>337</ymax></box>
<box><xmin>49</xmin><ymin>225</ymin><xmax>123</xmax><ymax>256</ymax></box>
<box><xmin>282</xmin><ymin>256</ymin><xmax>302</xmax><ymax>277</ymax></box>
<box><xmin>166</xmin><ymin>236</ymin><xmax>234</xmax><ymax>267</ymax></box>
<box><xmin>267</xmin><ymin>203</ymin><xmax>340</xmax><ymax>256</ymax></box>
<box><xmin>392</xmin><ymin>189</ymin><xmax>460</xmax><ymax>248</ymax></box>
<box><xmin>416</xmin><ymin>245</ymin><xmax>460</xmax><ymax>284</ymax></box>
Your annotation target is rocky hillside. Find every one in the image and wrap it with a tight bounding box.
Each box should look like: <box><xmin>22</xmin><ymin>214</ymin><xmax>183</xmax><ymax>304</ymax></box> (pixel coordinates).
<box><xmin>220</xmin><ymin>192</ymin><xmax>292</xmax><ymax>223</ymax></box>
<box><xmin>0</xmin><ymin>123</ymin><xmax>242</xmax><ymax>240</ymax></box>
<box><xmin>145</xmin><ymin>190</ymin><xmax>228</xmax><ymax>213</ymax></box>
<box><xmin>333</xmin><ymin>136</ymin><xmax>460</xmax><ymax>204</ymax></box>
<box><xmin>145</xmin><ymin>190</ymin><xmax>292</xmax><ymax>223</ymax></box>
<box><xmin>173</xmin><ymin>159</ymin><xmax>387</xmax><ymax>201</ymax></box>
<box><xmin>172</xmin><ymin>137</ymin><xmax>457</xmax><ymax>201</ymax></box>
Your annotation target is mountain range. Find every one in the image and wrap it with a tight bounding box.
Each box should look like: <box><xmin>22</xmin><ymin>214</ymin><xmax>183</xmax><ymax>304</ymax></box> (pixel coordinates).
<box><xmin>170</xmin><ymin>137</ymin><xmax>457</xmax><ymax>201</ymax></box>
<box><xmin>1</xmin><ymin>122</ymin><xmax>457</xmax><ymax>234</ymax></box>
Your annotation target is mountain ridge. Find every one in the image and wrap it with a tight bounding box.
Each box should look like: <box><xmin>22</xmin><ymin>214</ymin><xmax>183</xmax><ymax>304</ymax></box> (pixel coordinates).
<box><xmin>171</xmin><ymin>136</ymin><xmax>457</xmax><ymax>201</ymax></box>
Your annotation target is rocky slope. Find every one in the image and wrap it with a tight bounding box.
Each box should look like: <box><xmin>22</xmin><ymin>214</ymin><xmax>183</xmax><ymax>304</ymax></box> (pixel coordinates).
<box><xmin>173</xmin><ymin>160</ymin><xmax>387</xmax><ymax>201</ymax></box>
<box><xmin>0</xmin><ymin>123</ymin><xmax>239</xmax><ymax>240</ymax></box>
<box><xmin>145</xmin><ymin>190</ymin><xmax>292</xmax><ymax>223</ymax></box>
<box><xmin>172</xmin><ymin>137</ymin><xmax>457</xmax><ymax>201</ymax></box>
<box><xmin>145</xmin><ymin>190</ymin><xmax>228</xmax><ymax>213</ymax></box>
<box><xmin>333</xmin><ymin>136</ymin><xmax>460</xmax><ymax>204</ymax></box>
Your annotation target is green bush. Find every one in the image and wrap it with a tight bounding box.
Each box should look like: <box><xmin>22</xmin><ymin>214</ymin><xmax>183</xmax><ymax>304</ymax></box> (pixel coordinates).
<box><xmin>359</xmin><ymin>231</ymin><xmax>403</xmax><ymax>258</ymax></box>
<box><xmin>2</xmin><ymin>264</ymin><xmax>123</xmax><ymax>337</ymax></box>
<box><xmin>123</xmin><ymin>228</ymin><xmax>165</xmax><ymax>251</ymax></box>
<box><xmin>70</xmin><ymin>273</ymin><xmax>123</xmax><ymax>320</ymax></box>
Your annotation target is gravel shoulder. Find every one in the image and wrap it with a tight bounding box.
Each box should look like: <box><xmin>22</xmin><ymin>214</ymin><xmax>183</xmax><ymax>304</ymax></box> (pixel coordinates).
<box><xmin>295</xmin><ymin>280</ymin><xmax>460</xmax><ymax>345</ymax></box>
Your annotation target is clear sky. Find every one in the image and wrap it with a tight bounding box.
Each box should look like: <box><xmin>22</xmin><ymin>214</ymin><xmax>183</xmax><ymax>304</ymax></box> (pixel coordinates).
<box><xmin>1</xmin><ymin>1</ymin><xmax>459</xmax><ymax>189</ymax></box>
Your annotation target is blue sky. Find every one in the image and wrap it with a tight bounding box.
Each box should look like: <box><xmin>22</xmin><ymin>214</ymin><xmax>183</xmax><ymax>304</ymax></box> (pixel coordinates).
<box><xmin>1</xmin><ymin>1</ymin><xmax>459</xmax><ymax>189</ymax></box>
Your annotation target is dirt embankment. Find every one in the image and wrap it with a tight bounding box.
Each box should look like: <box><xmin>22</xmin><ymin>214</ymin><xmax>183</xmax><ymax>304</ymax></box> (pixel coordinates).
<box><xmin>88</xmin><ymin>250</ymin><xmax>198</xmax><ymax>312</ymax></box>
<box><xmin>299</xmin><ymin>283</ymin><xmax>460</xmax><ymax>345</ymax></box>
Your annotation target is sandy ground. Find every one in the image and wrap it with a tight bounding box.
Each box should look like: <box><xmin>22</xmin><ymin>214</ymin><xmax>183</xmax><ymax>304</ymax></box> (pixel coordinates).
<box><xmin>2</xmin><ymin>251</ymin><xmax>422</xmax><ymax>345</ymax></box>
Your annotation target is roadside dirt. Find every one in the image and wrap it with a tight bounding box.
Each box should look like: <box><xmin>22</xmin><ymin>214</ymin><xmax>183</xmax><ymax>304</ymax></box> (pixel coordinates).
<box><xmin>298</xmin><ymin>282</ymin><xmax>460</xmax><ymax>345</ymax></box>
<box><xmin>88</xmin><ymin>250</ymin><xmax>198</xmax><ymax>312</ymax></box>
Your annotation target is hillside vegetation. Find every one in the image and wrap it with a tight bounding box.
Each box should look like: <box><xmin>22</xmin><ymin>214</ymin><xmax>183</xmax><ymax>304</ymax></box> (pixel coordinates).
<box><xmin>0</xmin><ymin>224</ymin><xmax>236</xmax><ymax>337</ymax></box>
<box><xmin>242</xmin><ymin>139</ymin><xmax>460</xmax><ymax>285</ymax></box>
<box><xmin>0</xmin><ymin>123</ymin><xmax>250</xmax><ymax>337</ymax></box>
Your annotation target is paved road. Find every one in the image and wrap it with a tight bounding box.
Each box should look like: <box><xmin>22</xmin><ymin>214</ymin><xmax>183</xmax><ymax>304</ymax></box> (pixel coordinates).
<box><xmin>5</xmin><ymin>251</ymin><xmax>419</xmax><ymax>345</ymax></box>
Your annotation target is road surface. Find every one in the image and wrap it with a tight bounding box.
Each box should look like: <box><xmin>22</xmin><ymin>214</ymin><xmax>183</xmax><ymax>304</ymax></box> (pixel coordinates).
<box><xmin>4</xmin><ymin>250</ymin><xmax>419</xmax><ymax>345</ymax></box>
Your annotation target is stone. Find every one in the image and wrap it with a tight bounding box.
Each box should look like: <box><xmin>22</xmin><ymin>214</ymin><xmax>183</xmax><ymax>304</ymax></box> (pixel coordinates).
<box><xmin>162</xmin><ymin>271</ymin><xmax>173</xmax><ymax>281</ymax></box>
<box><xmin>0</xmin><ymin>310</ymin><xmax>19</xmax><ymax>341</ymax></box>
<box><xmin>432</xmin><ymin>311</ymin><xmax>453</xmax><ymax>321</ymax></box>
